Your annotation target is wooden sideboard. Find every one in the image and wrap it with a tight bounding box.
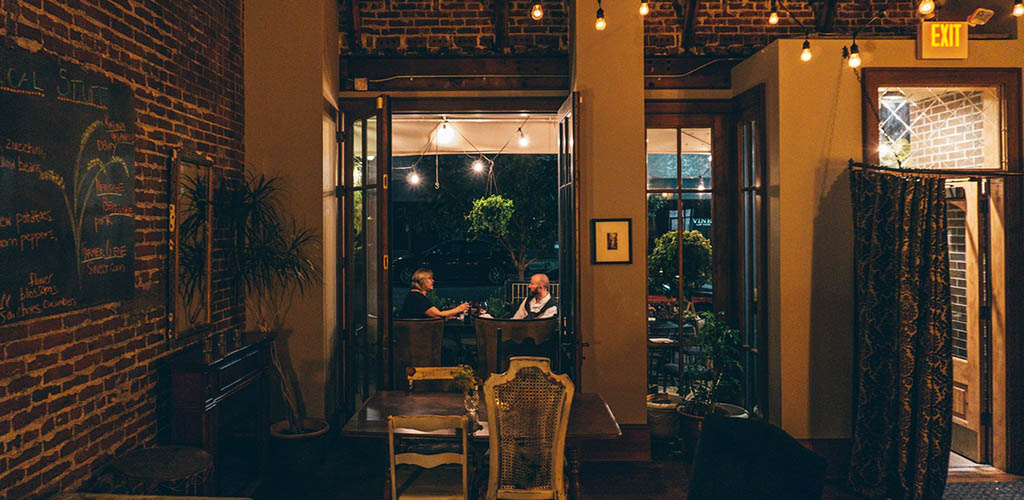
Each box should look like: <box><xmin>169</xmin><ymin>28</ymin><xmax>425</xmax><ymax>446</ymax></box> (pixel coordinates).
<box><xmin>169</xmin><ymin>332</ymin><xmax>274</xmax><ymax>495</ymax></box>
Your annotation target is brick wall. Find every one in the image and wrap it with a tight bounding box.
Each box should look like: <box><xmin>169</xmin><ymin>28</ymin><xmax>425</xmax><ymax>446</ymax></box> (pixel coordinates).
<box><xmin>0</xmin><ymin>1</ymin><xmax>245</xmax><ymax>499</ymax></box>
<box><xmin>338</xmin><ymin>0</ymin><xmax>917</xmax><ymax>56</ymax></box>
<box><xmin>911</xmin><ymin>91</ymin><xmax>988</xmax><ymax>169</ymax></box>
<box><xmin>946</xmin><ymin>202</ymin><xmax>968</xmax><ymax>360</ymax></box>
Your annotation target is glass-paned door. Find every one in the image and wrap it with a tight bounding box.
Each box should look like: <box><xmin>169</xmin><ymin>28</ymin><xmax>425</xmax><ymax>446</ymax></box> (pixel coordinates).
<box><xmin>645</xmin><ymin>123</ymin><xmax>717</xmax><ymax>394</ymax></box>
<box><xmin>557</xmin><ymin>92</ymin><xmax>581</xmax><ymax>382</ymax></box>
<box><xmin>734</xmin><ymin>85</ymin><xmax>768</xmax><ymax>418</ymax></box>
<box><xmin>340</xmin><ymin>97</ymin><xmax>391</xmax><ymax>416</ymax></box>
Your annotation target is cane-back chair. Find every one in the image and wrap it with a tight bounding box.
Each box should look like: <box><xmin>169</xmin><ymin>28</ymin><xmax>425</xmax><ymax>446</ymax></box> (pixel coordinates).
<box><xmin>392</xmin><ymin>318</ymin><xmax>445</xmax><ymax>389</ymax></box>
<box><xmin>482</xmin><ymin>357</ymin><xmax>574</xmax><ymax>500</ymax></box>
<box><xmin>388</xmin><ymin>415</ymin><xmax>470</xmax><ymax>500</ymax></box>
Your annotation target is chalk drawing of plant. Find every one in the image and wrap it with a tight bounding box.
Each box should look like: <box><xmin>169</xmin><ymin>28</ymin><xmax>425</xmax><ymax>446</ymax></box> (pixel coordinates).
<box><xmin>38</xmin><ymin>120</ymin><xmax>131</xmax><ymax>285</ymax></box>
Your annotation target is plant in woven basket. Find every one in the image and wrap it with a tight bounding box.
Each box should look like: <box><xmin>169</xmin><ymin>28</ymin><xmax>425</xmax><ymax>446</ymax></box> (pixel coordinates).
<box><xmin>678</xmin><ymin>311</ymin><xmax>743</xmax><ymax>417</ymax></box>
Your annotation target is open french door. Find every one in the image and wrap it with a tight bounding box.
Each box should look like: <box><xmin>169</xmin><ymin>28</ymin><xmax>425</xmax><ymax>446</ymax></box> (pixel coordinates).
<box><xmin>948</xmin><ymin>179</ymin><xmax>991</xmax><ymax>463</ymax></box>
<box><xmin>339</xmin><ymin>96</ymin><xmax>391</xmax><ymax>416</ymax></box>
<box><xmin>557</xmin><ymin>92</ymin><xmax>582</xmax><ymax>383</ymax></box>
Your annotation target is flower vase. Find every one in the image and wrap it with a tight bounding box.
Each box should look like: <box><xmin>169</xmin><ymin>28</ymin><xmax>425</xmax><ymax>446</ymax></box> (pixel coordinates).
<box><xmin>464</xmin><ymin>388</ymin><xmax>479</xmax><ymax>416</ymax></box>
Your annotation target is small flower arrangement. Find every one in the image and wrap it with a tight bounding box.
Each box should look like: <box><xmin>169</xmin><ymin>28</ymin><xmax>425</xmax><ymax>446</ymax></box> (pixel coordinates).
<box><xmin>452</xmin><ymin>365</ymin><xmax>482</xmax><ymax>394</ymax></box>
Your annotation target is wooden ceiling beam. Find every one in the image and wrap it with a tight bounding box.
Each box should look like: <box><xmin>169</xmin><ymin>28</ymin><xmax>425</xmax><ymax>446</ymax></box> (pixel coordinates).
<box><xmin>490</xmin><ymin>0</ymin><xmax>509</xmax><ymax>53</ymax></box>
<box><xmin>813</xmin><ymin>0</ymin><xmax>838</xmax><ymax>33</ymax></box>
<box><xmin>673</xmin><ymin>0</ymin><xmax>700</xmax><ymax>49</ymax></box>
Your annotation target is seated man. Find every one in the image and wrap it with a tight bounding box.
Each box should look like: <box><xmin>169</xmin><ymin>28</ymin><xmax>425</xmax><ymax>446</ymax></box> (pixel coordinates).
<box><xmin>512</xmin><ymin>273</ymin><xmax>557</xmax><ymax>319</ymax></box>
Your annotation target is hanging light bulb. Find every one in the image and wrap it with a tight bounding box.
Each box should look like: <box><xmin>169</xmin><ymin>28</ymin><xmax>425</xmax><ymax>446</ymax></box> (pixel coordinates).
<box><xmin>517</xmin><ymin>128</ymin><xmax>530</xmax><ymax>147</ymax></box>
<box><xmin>595</xmin><ymin>4</ymin><xmax>607</xmax><ymax>30</ymax></box>
<box><xmin>472</xmin><ymin>159</ymin><xmax>485</xmax><ymax>173</ymax></box>
<box><xmin>531</xmin><ymin>2</ymin><xmax>544</xmax><ymax>20</ymax></box>
<box><xmin>407</xmin><ymin>172</ymin><xmax>421</xmax><ymax>185</ymax></box>
<box><xmin>768</xmin><ymin>0</ymin><xmax>779</xmax><ymax>24</ymax></box>
<box><xmin>1014</xmin><ymin>0</ymin><xmax>1023</xmax><ymax>17</ymax></box>
<box><xmin>800</xmin><ymin>39</ymin><xmax>812</xmax><ymax>62</ymax></box>
<box><xmin>639</xmin><ymin>0</ymin><xmax>650</xmax><ymax>16</ymax></box>
<box><xmin>847</xmin><ymin>42</ymin><xmax>861</xmax><ymax>68</ymax></box>
<box><xmin>917</xmin><ymin>0</ymin><xmax>935</xmax><ymax>15</ymax></box>
<box><xmin>435</xmin><ymin>117</ymin><xmax>456</xmax><ymax>146</ymax></box>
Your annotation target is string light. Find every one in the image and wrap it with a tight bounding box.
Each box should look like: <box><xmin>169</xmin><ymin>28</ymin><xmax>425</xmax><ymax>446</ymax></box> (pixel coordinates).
<box><xmin>847</xmin><ymin>42</ymin><xmax>861</xmax><ymax>68</ymax></box>
<box><xmin>917</xmin><ymin>0</ymin><xmax>935</xmax><ymax>15</ymax></box>
<box><xmin>595</xmin><ymin>0</ymin><xmax>607</xmax><ymax>30</ymax></box>
<box><xmin>407</xmin><ymin>172</ymin><xmax>421</xmax><ymax>185</ymax></box>
<box><xmin>435</xmin><ymin>117</ymin><xmax>456</xmax><ymax>146</ymax></box>
<box><xmin>639</xmin><ymin>0</ymin><xmax>650</xmax><ymax>16</ymax></box>
<box><xmin>517</xmin><ymin>128</ymin><xmax>530</xmax><ymax>147</ymax></box>
<box><xmin>472</xmin><ymin>158</ymin><xmax>485</xmax><ymax>173</ymax></box>
<box><xmin>768</xmin><ymin>0</ymin><xmax>779</xmax><ymax>24</ymax></box>
<box><xmin>531</xmin><ymin>2</ymin><xmax>544</xmax><ymax>20</ymax></box>
<box><xmin>800</xmin><ymin>38</ymin><xmax>812</xmax><ymax>62</ymax></box>
<box><xmin>1014</xmin><ymin>0</ymin><xmax>1023</xmax><ymax>17</ymax></box>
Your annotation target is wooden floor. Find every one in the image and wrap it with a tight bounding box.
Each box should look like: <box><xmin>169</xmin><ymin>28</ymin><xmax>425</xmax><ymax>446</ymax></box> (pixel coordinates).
<box><xmin>252</xmin><ymin>440</ymin><xmax>1021</xmax><ymax>499</ymax></box>
<box><xmin>947</xmin><ymin>452</ymin><xmax>1024</xmax><ymax>483</ymax></box>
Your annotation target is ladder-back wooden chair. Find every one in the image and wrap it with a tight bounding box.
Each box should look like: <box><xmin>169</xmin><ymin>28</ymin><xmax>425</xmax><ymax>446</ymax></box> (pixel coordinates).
<box><xmin>405</xmin><ymin>365</ymin><xmax>471</xmax><ymax>392</ymax></box>
<box><xmin>388</xmin><ymin>415</ymin><xmax>470</xmax><ymax>500</ymax></box>
<box><xmin>482</xmin><ymin>357</ymin><xmax>574</xmax><ymax>500</ymax></box>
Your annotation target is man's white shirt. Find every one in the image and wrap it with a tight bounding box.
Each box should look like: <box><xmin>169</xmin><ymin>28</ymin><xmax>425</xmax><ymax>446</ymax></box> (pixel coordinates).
<box><xmin>512</xmin><ymin>293</ymin><xmax>557</xmax><ymax>319</ymax></box>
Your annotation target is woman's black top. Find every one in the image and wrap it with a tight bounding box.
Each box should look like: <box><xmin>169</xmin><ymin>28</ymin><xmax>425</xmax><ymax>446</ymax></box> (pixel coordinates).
<box><xmin>401</xmin><ymin>291</ymin><xmax>433</xmax><ymax>318</ymax></box>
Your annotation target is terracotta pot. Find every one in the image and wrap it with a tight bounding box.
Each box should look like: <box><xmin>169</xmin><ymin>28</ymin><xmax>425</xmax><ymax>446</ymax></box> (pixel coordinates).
<box><xmin>676</xmin><ymin>403</ymin><xmax>748</xmax><ymax>460</ymax></box>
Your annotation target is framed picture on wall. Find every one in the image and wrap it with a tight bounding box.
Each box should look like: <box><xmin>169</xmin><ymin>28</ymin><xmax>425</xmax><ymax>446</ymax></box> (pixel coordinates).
<box><xmin>591</xmin><ymin>218</ymin><xmax>632</xmax><ymax>264</ymax></box>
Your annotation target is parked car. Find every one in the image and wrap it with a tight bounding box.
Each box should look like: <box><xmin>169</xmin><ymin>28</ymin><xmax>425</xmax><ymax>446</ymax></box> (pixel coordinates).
<box><xmin>391</xmin><ymin>240</ymin><xmax>514</xmax><ymax>285</ymax></box>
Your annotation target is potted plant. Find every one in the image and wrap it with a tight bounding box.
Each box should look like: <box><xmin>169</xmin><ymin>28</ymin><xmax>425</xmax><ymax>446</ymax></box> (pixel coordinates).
<box><xmin>675</xmin><ymin>311</ymin><xmax>747</xmax><ymax>458</ymax></box>
<box><xmin>217</xmin><ymin>173</ymin><xmax>324</xmax><ymax>475</ymax></box>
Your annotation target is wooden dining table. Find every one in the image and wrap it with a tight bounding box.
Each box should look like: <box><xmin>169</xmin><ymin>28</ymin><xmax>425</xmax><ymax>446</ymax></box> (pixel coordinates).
<box><xmin>342</xmin><ymin>390</ymin><xmax>622</xmax><ymax>500</ymax></box>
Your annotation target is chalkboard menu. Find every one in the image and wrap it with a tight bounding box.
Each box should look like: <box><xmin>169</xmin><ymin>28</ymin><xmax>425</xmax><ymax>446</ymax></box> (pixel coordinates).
<box><xmin>0</xmin><ymin>46</ymin><xmax>135</xmax><ymax>326</ymax></box>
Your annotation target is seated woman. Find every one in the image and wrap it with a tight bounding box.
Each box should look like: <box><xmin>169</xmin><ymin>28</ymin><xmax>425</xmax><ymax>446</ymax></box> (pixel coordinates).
<box><xmin>401</xmin><ymin>268</ymin><xmax>469</xmax><ymax>319</ymax></box>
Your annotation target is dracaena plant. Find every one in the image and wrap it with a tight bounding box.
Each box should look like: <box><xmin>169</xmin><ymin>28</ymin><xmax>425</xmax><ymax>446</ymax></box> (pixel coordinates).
<box><xmin>217</xmin><ymin>173</ymin><xmax>321</xmax><ymax>433</ymax></box>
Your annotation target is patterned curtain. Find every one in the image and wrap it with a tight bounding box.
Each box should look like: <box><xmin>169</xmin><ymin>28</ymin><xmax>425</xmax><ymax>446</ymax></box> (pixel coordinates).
<box><xmin>848</xmin><ymin>168</ymin><xmax>952</xmax><ymax>500</ymax></box>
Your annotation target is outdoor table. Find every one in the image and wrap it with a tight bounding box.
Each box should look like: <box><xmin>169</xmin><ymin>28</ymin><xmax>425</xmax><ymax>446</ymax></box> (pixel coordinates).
<box><xmin>342</xmin><ymin>390</ymin><xmax>621</xmax><ymax>500</ymax></box>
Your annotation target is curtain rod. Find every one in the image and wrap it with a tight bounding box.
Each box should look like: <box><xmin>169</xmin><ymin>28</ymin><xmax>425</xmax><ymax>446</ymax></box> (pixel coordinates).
<box><xmin>847</xmin><ymin>160</ymin><xmax>1024</xmax><ymax>178</ymax></box>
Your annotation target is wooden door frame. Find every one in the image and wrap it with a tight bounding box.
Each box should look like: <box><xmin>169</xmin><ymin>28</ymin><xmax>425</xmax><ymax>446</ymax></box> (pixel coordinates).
<box><xmin>860</xmin><ymin>67</ymin><xmax>1024</xmax><ymax>472</ymax></box>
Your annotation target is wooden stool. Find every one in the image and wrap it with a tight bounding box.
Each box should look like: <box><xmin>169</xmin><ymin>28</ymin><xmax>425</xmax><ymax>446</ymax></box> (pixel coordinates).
<box><xmin>110</xmin><ymin>445</ymin><xmax>214</xmax><ymax>495</ymax></box>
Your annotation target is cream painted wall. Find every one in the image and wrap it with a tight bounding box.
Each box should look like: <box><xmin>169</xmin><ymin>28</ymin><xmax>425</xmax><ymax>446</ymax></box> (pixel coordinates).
<box><xmin>573</xmin><ymin>0</ymin><xmax>648</xmax><ymax>424</ymax></box>
<box><xmin>245</xmin><ymin>0</ymin><xmax>340</xmax><ymax>420</ymax></box>
<box><xmin>731</xmin><ymin>25</ymin><xmax>1024</xmax><ymax>439</ymax></box>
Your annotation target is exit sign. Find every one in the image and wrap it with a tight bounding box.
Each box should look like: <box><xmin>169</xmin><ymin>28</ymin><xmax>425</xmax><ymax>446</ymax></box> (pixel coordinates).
<box><xmin>918</xmin><ymin>22</ymin><xmax>968</xmax><ymax>59</ymax></box>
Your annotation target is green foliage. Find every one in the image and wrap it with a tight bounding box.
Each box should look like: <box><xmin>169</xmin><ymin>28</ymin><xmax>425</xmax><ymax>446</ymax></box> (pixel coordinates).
<box><xmin>452</xmin><ymin>365</ymin><xmax>481</xmax><ymax>394</ymax></box>
<box><xmin>484</xmin><ymin>295</ymin><xmax>514</xmax><ymax>319</ymax></box>
<box><xmin>425</xmin><ymin>290</ymin><xmax>455</xmax><ymax>310</ymax></box>
<box><xmin>678</xmin><ymin>311</ymin><xmax>743</xmax><ymax>417</ymax></box>
<box><xmin>216</xmin><ymin>173</ymin><xmax>321</xmax><ymax>433</ymax></box>
<box><xmin>467</xmin><ymin>195</ymin><xmax>514</xmax><ymax>241</ymax></box>
<box><xmin>647</xmin><ymin>230</ymin><xmax>712</xmax><ymax>298</ymax></box>
<box><xmin>179</xmin><ymin>173</ymin><xmax>210</xmax><ymax>327</ymax></box>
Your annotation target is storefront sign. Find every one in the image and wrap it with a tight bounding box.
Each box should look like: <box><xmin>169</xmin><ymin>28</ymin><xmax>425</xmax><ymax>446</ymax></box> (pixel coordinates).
<box><xmin>918</xmin><ymin>22</ymin><xmax>968</xmax><ymax>59</ymax></box>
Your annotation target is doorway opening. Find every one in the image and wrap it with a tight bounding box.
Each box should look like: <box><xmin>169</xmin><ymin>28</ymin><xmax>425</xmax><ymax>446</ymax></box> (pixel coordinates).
<box><xmin>338</xmin><ymin>97</ymin><xmax>581</xmax><ymax>419</ymax></box>
<box><xmin>863</xmin><ymin>68</ymin><xmax>1024</xmax><ymax>474</ymax></box>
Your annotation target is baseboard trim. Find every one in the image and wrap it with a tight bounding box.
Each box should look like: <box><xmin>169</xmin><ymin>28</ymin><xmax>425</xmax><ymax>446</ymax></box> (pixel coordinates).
<box><xmin>582</xmin><ymin>424</ymin><xmax>651</xmax><ymax>462</ymax></box>
<box><xmin>799</xmin><ymin>438</ymin><xmax>851</xmax><ymax>480</ymax></box>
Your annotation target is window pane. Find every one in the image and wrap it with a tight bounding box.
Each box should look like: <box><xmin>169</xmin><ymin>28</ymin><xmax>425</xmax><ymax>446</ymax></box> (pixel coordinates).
<box><xmin>878</xmin><ymin>86</ymin><xmax>1003</xmax><ymax>170</ymax></box>
<box><xmin>680</xmin><ymin>192</ymin><xmax>713</xmax><ymax>311</ymax></box>
<box><xmin>353</xmin><ymin>119</ymin><xmax>364</xmax><ymax>187</ymax></box>
<box><xmin>681</xmin><ymin>128</ymin><xmax>712</xmax><ymax>189</ymax></box>
<box><xmin>647</xmin><ymin>128</ymin><xmax>678</xmax><ymax>189</ymax></box>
